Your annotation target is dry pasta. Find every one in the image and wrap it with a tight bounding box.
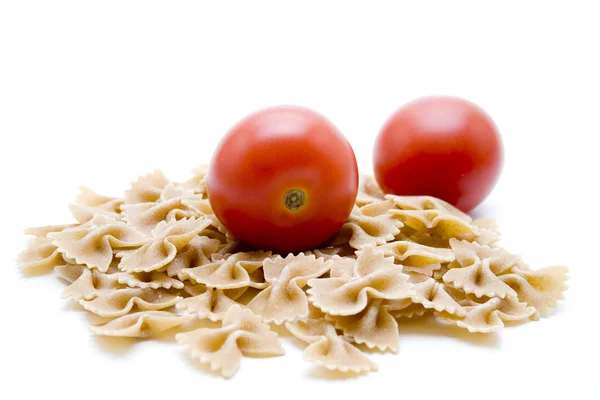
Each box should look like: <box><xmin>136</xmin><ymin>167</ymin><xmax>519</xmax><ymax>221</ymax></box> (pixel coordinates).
<box><xmin>176</xmin><ymin>306</ymin><xmax>284</xmax><ymax>378</ymax></box>
<box><xmin>18</xmin><ymin>169</ymin><xmax>568</xmax><ymax>378</ymax></box>
<box><xmin>92</xmin><ymin>311</ymin><xmax>194</xmax><ymax>338</ymax></box>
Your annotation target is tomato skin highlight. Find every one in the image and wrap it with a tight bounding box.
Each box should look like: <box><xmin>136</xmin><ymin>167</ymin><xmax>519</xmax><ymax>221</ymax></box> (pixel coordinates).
<box><xmin>208</xmin><ymin>106</ymin><xmax>358</xmax><ymax>253</ymax></box>
<box><xmin>373</xmin><ymin>96</ymin><xmax>503</xmax><ymax>213</ymax></box>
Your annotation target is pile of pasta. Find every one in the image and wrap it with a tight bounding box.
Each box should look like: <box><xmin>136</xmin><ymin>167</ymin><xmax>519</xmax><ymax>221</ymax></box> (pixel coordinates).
<box><xmin>18</xmin><ymin>167</ymin><xmax>568</xmax><ymax>378</ymax></box>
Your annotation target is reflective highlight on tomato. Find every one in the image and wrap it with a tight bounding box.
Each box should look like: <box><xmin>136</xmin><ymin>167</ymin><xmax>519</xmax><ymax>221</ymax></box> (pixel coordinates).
<box><xmin>373</xmin><ymin>96</ymin><xmax>503</xmax><ymax>212</ymax></box>
<box><xmin>208</xmin><ymin>106</ymin><xmax>358</xmax><ymax>253</ymax></box>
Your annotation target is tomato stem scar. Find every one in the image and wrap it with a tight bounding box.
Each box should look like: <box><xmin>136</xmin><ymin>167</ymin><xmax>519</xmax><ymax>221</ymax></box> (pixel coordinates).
<box><xmin>283</xmin><ymin>189</ymin><xmax>305</xmax><ymax>211</ymax></box>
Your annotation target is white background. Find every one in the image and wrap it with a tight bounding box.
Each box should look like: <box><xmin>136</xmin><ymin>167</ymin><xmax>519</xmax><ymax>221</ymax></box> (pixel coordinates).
<box><xmin>1</xmin><ymin>1</ymin><xmax>598</xmax><ymax>399</ymax></box>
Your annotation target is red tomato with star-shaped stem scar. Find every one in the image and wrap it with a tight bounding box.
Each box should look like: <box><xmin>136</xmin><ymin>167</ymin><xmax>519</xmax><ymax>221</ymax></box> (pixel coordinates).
<box><xmin>208</xmin><ymin>106</ymin><xmax>359</xmax><ymax>253</ymax></box>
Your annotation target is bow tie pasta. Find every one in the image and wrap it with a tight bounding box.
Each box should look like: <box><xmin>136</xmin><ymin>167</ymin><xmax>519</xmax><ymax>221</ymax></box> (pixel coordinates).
<box><xmin>19</xmin><ymin>168</ymin><xmax>568</xmax><ymax>378</ymax></box>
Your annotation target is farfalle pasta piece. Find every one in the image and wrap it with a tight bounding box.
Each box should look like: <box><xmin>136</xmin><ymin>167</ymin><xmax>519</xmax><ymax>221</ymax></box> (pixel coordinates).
<box><xmin>450</xmin><ymin>239</ymin><xmax>521</xmax><ymax>275</ymax></box>
<box><xmin>396</xmin><ymin>231</ymin><xmax>453</xmax><ymax>249</ymax></box>
<box><xmin>110</xmin><ymin>270</ymin><xmax>184</xmax><ymax>290</ymax></box>
<box><xmin>329</xmin><ymin>256</ymin><xmax>356</xmax><ymax>278</ymax></box>
<box><xmin>432</xmin><ymin>263</ymin><xmax>451</xmax><ymax>281</ymax></box>
<box><xmin>182</xmin><ymin>283</ymin><xmax>247</xmax><ymax>301</ymax></box>
<box><xmin>24</xmin><ymin>224</ymin><xmax>78</xmax><ymax>237</ymax></box>
<box><xmin>436</xmin><ymin>296</ymin><xmax>536</xmax><ymax>333</ymax></box>
<box><xmin>391</xmin><ymin>198</ymin><xmax>501</xmax><ymax>245</ymax></box>
<box><xmin>181</xmin><ymin>197</ymin><xmax>229</xmax><ymax>235</ymax></box>
<box><xmin>403</xmin><ymin>263</ymin><xmax>442</xmax><ymax>277</ymax></box>
<box><xmin>307</xmin><ymin>246</ymin><xmax>413</xmax><ymax>316</ymax></box>
<box><xmin>247</xmin><ymin>254</ymin><xmax>332</xmax><ymax>324</ymax></box>
<box><xmin>55</xmin><ymin>263</ymin><xmax>88</xmax><ymax>284</ymax></box>
<box><xmin>91</xmin><ymin>311</ymin><xmax>194</xmax><ymax>338</ymax></box>
<box><xmin>60</xmin><ymin>267</ymin><xmax>121</xmax><ymax>301</ymax></box>
<box><xmin>159</xmin><ymin>182</ymin><xmax>197</xmax><ymax>202</ymax></box>
<box><xmin>49</xmin><ymin>216</ymin><xmax>148</xmax><ymax>272</ymax></box>
<box><xmin>408</xmin><ymin>275</ymin><xmax>466</xmax><ymax>316</ymax></box>
<box><xmin>121</xmin><ymin>197</ymin><xmax>200</xmax><ymax>234</ymax></box>
<box><xmin>166</xmin><ymin>236</ymin><xmax>227</xmax><ymax>279</ymax></box>
<box><xmin>179</xmin><ymin>251</ymin><xmax>272</xmax><ymax>290</ymax></box>
<box><xmin>73</xmin><ymin>187</ymin><xmax>122</xmax><ymax>208</ymax></box>
<box><xmin>181</xmin><ymin>282</ymin><xmax>206</xmax><ymax>297</ymax></box>
<box><xmin>386</xmin><ymin>194</ymin><xmax>471</xmax><ymax>222</ymax></box>
<box><xmin>306</xmin><ymin>246</ymin><xmax>354</xmax><ymax>260</ymax></box>
<box><xmin>68</xmin><ymin>187</ymin><xmax>123</xmax><ymax>223</ymax></box>
<box><xmin>444</xmin><ymin>284</ymin><xmax>469</xmax><ymax>304</ymax></box>
<box><xmin>201</xmin><ymin>230</ymin><xmax>238</xmax><ymax>250</ymax></box>
<box><xmin>332</xmin><ymin>200</ymin><xmax>403</xmax><ymax>249</ymax></box>
<box><xmin>181</xmin><ymin>165</ymin><xmax>208</xmax><ymax>195</ymax></box>
<box><xmin>330</xmin><ymin>299</ymin><xmax>399</xmax><ymax>352</ymax></box>
<box><xmin>390</xmin><ymin>307</ymin><xmax>428</xmax><ymax>319</ymax></box>
<box><xmin>385</xmin><ymin>299</ymin><xmax>428</xmax><ymax>319</ymax></box>
<box><xmin>472</xmin><ymin>218</ymin><xmax>500</xmax><ymax>239</ymax></box>
<box><xmin>443</xmin><ymin>258</ymin><xmax>517</xmax><ymax>299</ymax></box>
<box><xmin>119</xmin><ymin>217</ymin><xmax>210</xmax><ymax>273</ymax></box>
<box><xmin>285</xmin><ymin>318</ymin><xmax>376</xmax><ymax>374</ymax></box>
<box><xmin>260</xmin><ymin>253</ymin><xmax>330</xmax><ymax>283</ymax></box>
<box><xmin>176</xmin><ymin>306</ymin><xmax>284</xmax><ymax>378</ymax></box>
<box><xmin>124</xmin><ymin>170</ymin><xmax>170</xmax><ymax>204</ymax></box>
<box><xmin>390</xmin><ymin>209</ymin><xmax>499</xmax><ymax>245</ymax></box>
<box><xmin>356</xmin><ymin>175</ymin><xmax>385</xmax><ymax>206</ymax></box>
<box><xmin>17</xmin><ymin>237</ymin><xmax>64</xmax><ymax>272</ymax></box>
<box><xmin>177</xmin><ymin>287</ymin><xmax>242</xmax><ymax>321</ymax></box>
<box><xmin>80</xmin><ymin>287</ymin><xmax>182</xmax><ymax>318</ymax></box>
<box><xmin>500</xmin><ymin>266</ymin><xmax>568</xmax><ymax>319</ymax></box>
<box><xmin>377</xmin><ymin>240</ymin><xmax>455</xmax><ymax>277</ymax></box>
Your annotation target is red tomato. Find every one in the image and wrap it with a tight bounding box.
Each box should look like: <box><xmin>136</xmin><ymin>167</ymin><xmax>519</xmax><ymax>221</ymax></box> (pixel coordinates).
<box><xmin>208</xmin><ymin>106</ymin><xmax>358</xmax><ymax>253</ymax></box>
<box><xmin>373</xmin><ymin>96</ymin><xmax>503</xmax><ymax>212</ymax></box>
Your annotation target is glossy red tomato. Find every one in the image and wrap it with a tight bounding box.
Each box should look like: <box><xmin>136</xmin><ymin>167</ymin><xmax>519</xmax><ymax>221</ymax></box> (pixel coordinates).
<box><xmin>373</xmin><ymin>96</ymin><xmax>503</xmax><ymax>212</ymax></box>
<box><xmin>208</xmin><ymin>106</ymin><xmax>358</xmax><ymax>253</ymax></box>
